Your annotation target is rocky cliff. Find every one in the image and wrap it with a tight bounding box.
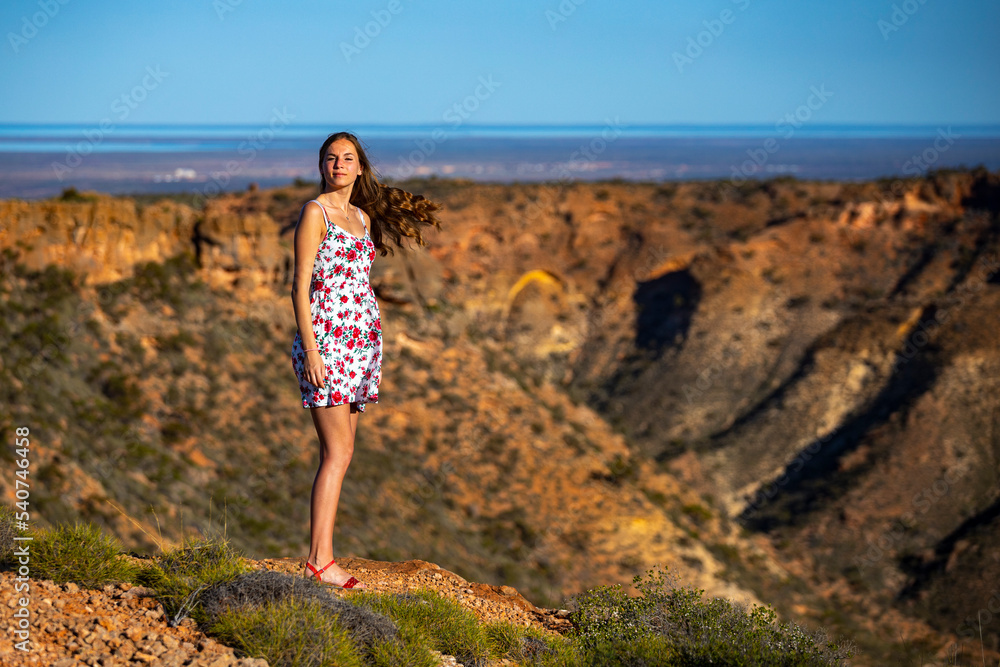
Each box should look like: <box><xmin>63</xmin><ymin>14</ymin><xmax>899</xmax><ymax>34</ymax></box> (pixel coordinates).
<box><xmin>2</xmin><ymin>169</ymin><xmax>998</xmax><ymax>664</ymax></box>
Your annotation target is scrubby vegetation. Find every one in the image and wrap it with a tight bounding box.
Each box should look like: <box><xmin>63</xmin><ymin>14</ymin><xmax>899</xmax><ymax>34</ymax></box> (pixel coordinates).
<box><xmin>212</xmin><ymin>597</ymin><xmax>371</xmax><ymax>667</ymax></box>
<box><xmin>570</xmin><ymin>568</ymin><xmax>855</xmax><ymax>666</ymax></box>
<box><xmin>0</xmin><ymin>503</ymin><xmax>17</xmax><ymax>565</ymax></box>
<box><xmin>0</xmin><ymin>509</ymin><xmax>858</xmax><ymax>666</ymax></box>
<box><xmin>30</xmin><ymin>522</ymin><xmax>139</xmax><ymax>588</ymax></box>
<box><xmin>137</xmin><ymin>536</ymin><xmax>251</xmax><ymax>625</ymax></box>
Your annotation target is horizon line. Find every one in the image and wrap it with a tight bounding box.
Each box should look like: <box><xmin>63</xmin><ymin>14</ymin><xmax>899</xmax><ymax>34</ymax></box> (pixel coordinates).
<box><xmin>2</xmin><ymin>121</ymin><xmax>999</xmax><ymax>128</ymax></box>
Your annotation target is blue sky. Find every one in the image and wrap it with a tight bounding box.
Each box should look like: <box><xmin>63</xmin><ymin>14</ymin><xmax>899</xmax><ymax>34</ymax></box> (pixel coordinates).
<box><xmin>1</xmin><ymin>0</ymin><xmax>998</xmax><ymax>126</ymax></box>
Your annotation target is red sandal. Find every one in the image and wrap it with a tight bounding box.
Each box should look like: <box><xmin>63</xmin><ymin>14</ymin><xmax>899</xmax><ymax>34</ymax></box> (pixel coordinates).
<box><xmin>304</xmin><ymin>558</ymin><xmax>362</xmax><ymax>590</ymax></box>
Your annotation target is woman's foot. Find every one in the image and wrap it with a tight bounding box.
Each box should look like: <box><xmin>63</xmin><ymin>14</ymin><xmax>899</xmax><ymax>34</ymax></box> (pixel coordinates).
<box><xmin>303</xmin><ymin>557</ymin><xmax>366</xmax><ymax>589</ymax></box>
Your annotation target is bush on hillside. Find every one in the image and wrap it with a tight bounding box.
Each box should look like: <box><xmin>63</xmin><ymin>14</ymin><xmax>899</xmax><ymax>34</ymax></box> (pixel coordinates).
<box><xmin>211</xmin><ymin>596</ymin><xmax>366</xmax><ymax>667</ymax></box>
<box><xmin>30</xmin><ymin>522</ymin><xmax>137</xmax><ymax>588</ymax></box>
<box><xmin>354</xmin><ymin>590</ymin><xmax>493</xmax><ymax>667</ymax></box>
<box><xmin>0</xmin><ymin>504</ymin><xmax>19</xmax><ymax>565</ymax></box>
<box><xmin>201</xmin><ymin>570</ymin><xmax>397</xmax><ymax>654</ymax></box>
<box><xmin>570</xmin><ymin>567</ymin><xmax>855</xmax><ymax>666</ymax></box>
<box><xmin>136</xmin><ymin>536</ymin><xmax>249</xmax><ymax>625</ymax></box>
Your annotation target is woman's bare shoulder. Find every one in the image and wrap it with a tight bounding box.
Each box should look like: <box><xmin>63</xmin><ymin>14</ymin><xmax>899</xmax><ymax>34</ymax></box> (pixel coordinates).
<box><xmin>296</xmin><ymin>200</ymin><xmax>327</xmax><ymax>235</ymax></box>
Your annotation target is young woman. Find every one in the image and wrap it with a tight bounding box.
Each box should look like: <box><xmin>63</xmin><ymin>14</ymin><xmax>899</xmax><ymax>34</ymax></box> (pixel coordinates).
<box><xmin>290</xmin><ymin>131</ymin><xmax>441</xmax><ymax>588</ymax></box>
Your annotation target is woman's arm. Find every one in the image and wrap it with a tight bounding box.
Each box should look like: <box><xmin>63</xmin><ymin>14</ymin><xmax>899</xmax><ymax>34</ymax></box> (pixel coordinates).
<box><xmin>291</xmin><ymin>202</ymin><xmax>328</xmax><ymax>389</ymax></box>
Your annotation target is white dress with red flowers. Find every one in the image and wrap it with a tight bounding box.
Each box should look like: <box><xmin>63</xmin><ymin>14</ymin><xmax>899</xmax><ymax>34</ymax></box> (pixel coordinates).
<box><xmin>291</xmin><ymin>200</ymin><xmax>381</xmax><ymax>410</ymax></box>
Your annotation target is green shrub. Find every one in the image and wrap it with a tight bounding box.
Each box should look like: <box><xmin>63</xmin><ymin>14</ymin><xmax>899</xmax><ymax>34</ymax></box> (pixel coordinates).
<box><xmin>131</xmin><ymin>253</ymin><xmax>202</xmax><ymax>313</ymax></box>
<box><xmin>570</xmin><ymin>568</ymin><xmax>855</xmax><ymax>666</ymax></box>
<box><xmin>200</xmin><ymin>570</ymin><xmax>397</xmax><ymax>657</ymax></box>
<box><xmin>483</xmin><ymin>619</ymin><xmax>523</xmax><ymax>656</ymax></box>
<box><xmin>0</xmin><ymin>504</ymin><xmax>18</xmax><ymax>565</ymax></box>
<box><xmin>58</xmin><ymin>187</ymin><xmax>98</xmax><ymax>202</ymax></box>
<box><xmin>571</xmin><ymin>579</ymin><xmax>663</xmax><ymax>651</ymax></box>
<box><xmin>681</xmin><ymin>503</ymin><xmax>713</xmax><ymax>523</ymax></box>
<box><xmin>573</xmin><ymin>632</ymin><xmax>677</xmax><ymax>667</ymax></box>
<box><xmin>354</xmin><ymin>590</ymin><xmax>490</xmax><ymax>667</ymax></box>
<box><xmin>150</xmin><ymin>536</ymin><xmax>247</xmax><ymax>582</ymax></box>
<box><xmin>366</xmin><ymin>635</ymin><xmax>439</xmax><ymax>667</ymax></box>
<box><xmin>30</xmin><ymin>522</ymin><xmax>137</xmax><ymax>588</ymax></box>
<box><xmin>137</xmin><ymin>536</ymin><xmax>249</xmax><ymax>624</ymax></box>
<box><xmin>484</xmin><ymin>620</ymin><xmax>564</xmax><ymax>664</ymax></box>
<box><xmin>211</xmin><ymin>596</ymin><xmax>363</xmax><ymax>667</ymax></box>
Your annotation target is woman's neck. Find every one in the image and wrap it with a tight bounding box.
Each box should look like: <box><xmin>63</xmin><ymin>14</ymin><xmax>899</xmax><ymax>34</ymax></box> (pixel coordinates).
<box><xmin>317</xmin><ymin>189</ymin><xmax>352</xmax><ymax>210</ymax></box>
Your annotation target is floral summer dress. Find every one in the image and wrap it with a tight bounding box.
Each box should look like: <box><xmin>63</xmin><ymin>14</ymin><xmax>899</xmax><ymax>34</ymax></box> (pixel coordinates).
<box><xmin>291</xmin><ymin>200</ymin><xmax>381</xmax><ymax>410</ymax></box>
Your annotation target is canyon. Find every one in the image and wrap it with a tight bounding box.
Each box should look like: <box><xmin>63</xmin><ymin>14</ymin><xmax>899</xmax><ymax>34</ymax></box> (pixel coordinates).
<box><xmin>1</xmin><ymin>169</ymin><xmax>998</xmax><ymax>664</ymax></box>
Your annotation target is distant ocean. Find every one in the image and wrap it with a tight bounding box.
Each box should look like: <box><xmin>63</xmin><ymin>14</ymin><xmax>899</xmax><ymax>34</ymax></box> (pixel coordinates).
<box><xmin>1</xmin><ymin>123</ymin><xmax>999</xmax><ymax>199</ymax></box>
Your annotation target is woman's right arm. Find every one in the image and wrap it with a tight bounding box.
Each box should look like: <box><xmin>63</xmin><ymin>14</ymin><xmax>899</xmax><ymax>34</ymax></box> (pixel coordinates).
<box><xmin>291</xmin><ymin>202</ymin><xmax>328</xmax><ymax>389</ymax></box>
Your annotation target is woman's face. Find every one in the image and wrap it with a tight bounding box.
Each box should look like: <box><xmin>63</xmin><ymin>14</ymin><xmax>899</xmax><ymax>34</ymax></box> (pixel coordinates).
<box><xmin>322</xmin><ymin>138</ymin><xmax>362</xmax><ymax>189</ymax></box>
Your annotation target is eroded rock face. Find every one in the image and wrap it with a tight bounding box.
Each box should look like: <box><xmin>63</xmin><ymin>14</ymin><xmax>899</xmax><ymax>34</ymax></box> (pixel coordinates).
<box><xmin>3</xmin><ymin>169</ymin><xmax>999</xmax><ymax>660</ymax></box>
<box><xmin>0</xmin><ymin>194</ymin><xmax>289</xmax><ymax>290</ymax></box>
<box><xmin>0</xmin><ymin>198</ymin><xmax>198</xmax><ymax>284</ymax></box>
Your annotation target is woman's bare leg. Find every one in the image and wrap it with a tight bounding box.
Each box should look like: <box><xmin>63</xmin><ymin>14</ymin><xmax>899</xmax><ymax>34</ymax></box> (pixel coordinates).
<box><xmin>305</xmin><ymin>402</ymin><xmax>364</xmax><ymax>587</ymax></box>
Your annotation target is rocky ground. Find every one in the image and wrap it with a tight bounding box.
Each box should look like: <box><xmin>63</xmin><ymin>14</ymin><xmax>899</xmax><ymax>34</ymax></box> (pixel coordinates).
<box><xmin>0</xmin><ymin>557</ymin><xmax>569</xmax><ymax>666</ymax></box>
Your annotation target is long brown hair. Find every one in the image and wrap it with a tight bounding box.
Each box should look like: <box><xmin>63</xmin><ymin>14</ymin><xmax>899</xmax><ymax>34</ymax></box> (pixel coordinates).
<box><xmin>318</xmin><ymin>131</ymin><xmax>442</xmax><ymax>255</ymax></box>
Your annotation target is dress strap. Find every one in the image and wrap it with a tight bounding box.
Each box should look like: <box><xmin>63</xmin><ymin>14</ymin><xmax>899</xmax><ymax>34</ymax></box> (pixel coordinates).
<box><xmin>309</xmin><ymin>199</ymin><xmax>329</xmax><ymax>224</ymax></box>
<box><xmin>307</xmin><ymin>199</ymin><xmax>330</xmax><ymax>238</ymax></box>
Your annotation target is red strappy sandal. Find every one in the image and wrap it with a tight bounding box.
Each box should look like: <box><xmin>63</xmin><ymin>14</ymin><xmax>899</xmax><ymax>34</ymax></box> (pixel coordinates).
<box><xmin>304</xmin><ymin>558</ymin><xmax>362</xmax><ymax>590</ymax></box>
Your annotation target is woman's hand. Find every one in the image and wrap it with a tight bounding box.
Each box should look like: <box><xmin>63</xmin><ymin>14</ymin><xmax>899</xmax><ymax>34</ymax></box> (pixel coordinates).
<box><xmin>304</xmin><ymin>350</ymin><xmax>326</xmax><ymax>388</ymax></box>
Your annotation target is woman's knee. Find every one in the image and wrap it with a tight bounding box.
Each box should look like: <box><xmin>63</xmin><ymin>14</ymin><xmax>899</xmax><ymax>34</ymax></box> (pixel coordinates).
<box><xmin>321</xmin><ymin>440</ymin><xmax>354</xmax><ymax>470</ymax></box>
<box><xmin>339</xmin><ymin>442</ymin><xmax>355</xmax><ymax>467</ymax></box>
